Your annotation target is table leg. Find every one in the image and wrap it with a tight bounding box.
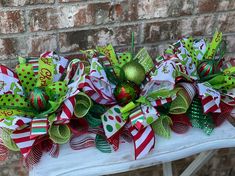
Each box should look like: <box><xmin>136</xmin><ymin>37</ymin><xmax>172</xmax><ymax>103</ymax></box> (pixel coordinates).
<box><xmin>180</xmin><ymin>150</ymin><xmax>216</xmax><ymax>176</ymax></box>
<box><xmin>163</xmin><ymin>162</ymin><xmax>173</xmax><ymax>176</ymax></box>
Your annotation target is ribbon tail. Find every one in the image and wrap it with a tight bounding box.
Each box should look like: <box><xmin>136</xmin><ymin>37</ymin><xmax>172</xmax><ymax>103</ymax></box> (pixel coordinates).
<box><xmin>129</xmin><ymin>125</ymin><xmax>155</xmax><ymax>160</ymax></box>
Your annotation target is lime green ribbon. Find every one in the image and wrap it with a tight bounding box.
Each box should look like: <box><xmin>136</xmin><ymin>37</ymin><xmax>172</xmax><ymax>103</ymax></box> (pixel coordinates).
<box><xmin>49</xmin><ymin>124</ymin><xmax>71</xmax><ymax>144</ymax></box>
<box><xmin>169</xmin><ymin>87</ymin><xmax>192</xmax><ymax>114</ymax></box>
<box><xmin>1</xmin><ymin>128</ymin><xmax>19</xmax><ymax>151</ymax></box>
<box><xmin>74</xmin><ymin>92</ymin><xmax>93</xmax><ymax>118</ymax></box>
<box><xmin>151</xmin><ymin>114</ymin><xmax>172</xmax><ymax>138</ymax></box>
<box><xmin>36</xmin><ymin>57</ymin><xmax>54</xmax><ymax>87</ymax></box>
<box><xmin>207</xmin><ymin>67</ymin><xmax>235</xmax><ymax>90</ymax></box>
<box><xmin>0</xmin><ymin>94</ymin><xmax>36</xmax><ymax>117</ymax></box>
<box><xmin>13</xmin><ymin>57</ymin><xmax>69</xmax><ymax>118</ymax></box>
<box><xmin>204</xmin><ymin>31</ymin><xmax>223</xmax><ymax>60</ymax></box>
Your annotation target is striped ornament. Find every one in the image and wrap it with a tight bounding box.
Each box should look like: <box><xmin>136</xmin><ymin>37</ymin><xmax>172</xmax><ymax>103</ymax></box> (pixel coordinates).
<box><xmin>197</xmin><ymin>60</ymin><xmax>214</xmax><ymax>78</ymax></box>
<box><xmin>129</xmin><ymin>125</ymin><xmax>155</xmax><ymax>160</ymax></box>
<box><xmin>29</xmin><ymin>88</ymin><xmax>49</xmax><ymax>111</ymax></box>
<box><xmin>11</xmin><ymin>128</ymin><xmax>36</xmax><ymax>158</ymax></box>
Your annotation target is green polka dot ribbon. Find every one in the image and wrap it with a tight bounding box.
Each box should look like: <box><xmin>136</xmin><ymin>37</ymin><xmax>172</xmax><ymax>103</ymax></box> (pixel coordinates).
<box><xmin>74</xmin><ymin>92</ymin><xmax>92</xmax><ymax>118</ymax></box>
<box><xmin>49</xmin><ymin>124</ymin><xmax>71</xmax><ymax>144</ymax></box>
<box><xmin>0</xmin><ymin>94</ymin><xmax>35</xmax><ymax>115</ymax></box>
<box><xmin>1</xmin><ymin>128</ymin><xmax>19</xmax><ymax>151</ymax></box>
<box><xmin>207</xmin><ymin>67</ymin><xmax>235</xmax><ymax>90</ymax></box>
<box><xmin>117</xmin><ymin>52</ymin><xmax>131</xmax><ymax>67</ymax></box>
<box><xmin>45</xmin><ymin>81</ymin><xmax>68</xmax><ymax>101</ymax></box>
<box><xmin>151</xmin><ymin>114</ymin><xmax>172</xmax><ymax>139</ymax></box>
<box><xmin>15</xmin><ymin>63</ymin><xmax>37</xmax><ymax>95</ymax></box>
<box><xmin>187</xmin><ymin>97</ymin><xmax>214</xmax><ymax>135</ymax></box>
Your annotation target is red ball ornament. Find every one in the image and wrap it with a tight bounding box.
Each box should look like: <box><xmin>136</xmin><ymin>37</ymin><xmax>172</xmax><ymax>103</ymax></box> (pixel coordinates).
<box><xmin>29</xmin><ymin>88</ymin><xmax>49</xmax><ymax>111</ymax></box>
<box><xmin>113</xmin><ymin>82</ymin><xmax>140</xmax><ymax>106</ymax></box>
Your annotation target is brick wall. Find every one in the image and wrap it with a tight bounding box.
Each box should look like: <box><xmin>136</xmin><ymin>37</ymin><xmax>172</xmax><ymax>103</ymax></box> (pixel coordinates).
<box><xmin>0</xmin><ymin>0</ymin><xmax>235</xmax><ymax>68</ymax></box>
<box><xmin>1</xmin><ymin>1</ymin><xmax>235</xmax><ymax>176</ymax></box>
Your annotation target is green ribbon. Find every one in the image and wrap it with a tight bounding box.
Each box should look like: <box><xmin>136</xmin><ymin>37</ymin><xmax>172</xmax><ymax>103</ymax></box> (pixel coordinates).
<box><xmin>169</xmin><ymin>87</ymin><xmax>191</xmax><ymax>114</ymax></box>
<box><xmin>36</xmin><ymin>57</ymin><xmax>54</xmax><ymax>87</ymax></box>
<box><xmin>204</xmin><ymin>31</ymin><xmax>222</xmax><ymax>60</ymax></box>
<box><xmin>151</xmin><ymin>114</ymin><xmax>172</xmax><ymax>138</ymax></box>
<box><xmin>15</xmin><ymin>62</ymin><xmax>37</xmax><ymax>95</ymax></box>
<box><xmin>49</xmin><ymin>124</ymin><xmax>71</xmax><ymax>144</ymax></box>
<box><xmin>207</xmin><ymin>67</ymin><xmax>235</xmax><ymax>90</ymax></box>
<box><xmin>85</xmin><ymin>104</ymin><xmax>106</xmax><ymax>128</ymax></box>
<box><xmin>74</xmin><ymin>92</ymin><xmax>92</xmax><ymax>118</ymax></box>
<box><xmin>1</xmin><ymin>128</ymin><xmax>19</xmax><ymax>151</ymax></box>
<box><xmin>95</xmin><ymin>134</ymin><xmax>112</xmax><ymax>153</ymax></box>
<box><xmin>0</xmin><ymin>94</ymin><xmax>36</xmax><ymax>116</ymax></box>
<box><xmin>187</xmin><ymin>97</ymin><xmax>214</xmax><ymax>135</ymax></box>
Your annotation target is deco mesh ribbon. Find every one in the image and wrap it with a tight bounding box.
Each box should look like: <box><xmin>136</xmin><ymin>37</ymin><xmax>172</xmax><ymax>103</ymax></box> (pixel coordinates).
<box><xmin>0</xmin><ymin>31</ymin><xmax>235</xmax><ymax>165</ymax></box>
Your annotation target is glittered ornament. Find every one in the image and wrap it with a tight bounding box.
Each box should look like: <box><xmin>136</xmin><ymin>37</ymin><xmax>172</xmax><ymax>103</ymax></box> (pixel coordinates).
<box><xmin>122</xmin><ymin>61</ymin><xmax>146</xmax><ymax>85</ymax></box>
<box><xmin>114</xmin><ymin>82</ymin><xmax>140</xmax><ymax>106</ymax></box>
<box><xmin>197</xmin><ymin>60</ymin><xmax>214</xmax><ymax>78</ymax></box>
<box><xmin>29</xmin><ymin>88</ymin><xmax>49</xmax><ymax>111</ymax></box>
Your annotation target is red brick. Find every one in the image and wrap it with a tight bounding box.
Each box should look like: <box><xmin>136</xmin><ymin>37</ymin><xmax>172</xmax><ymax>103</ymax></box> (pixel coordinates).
<box><xmin>87</xmin><ymin>1</ymin><xmax>138</xmax><ymax>24</ymax></box>
<box><xmin>216</xmin><ymin>12</ymin><xmax>235</xmax><ymax>33</ymax></box>
<box><xmin>143</xmin><ymin>15</ymin><xmax>214</xmax><ymax>43</ymax></box>
<box><xmin>29</xmin><ymin>5</ymin><xmax>92</xmax><ymax>32</ymax></box>
<box><xmin>196</xmin><ymin>0</ymin><xmax>235</xmax><ymax>13</ymax></box>
<box><xmin>225</xmin><ymin>35</ymin><xmax>235</xmax><ymax>53</ymax></box>
<box><xmin>0</xmin><ymin>0</ymin><xmax>54</xmax><ymax>6</ymax></box>
<box><xmin>28</xmin><ymin>8</ymin><xmax>59</xmax><ymax>32</ymax></box>
<box><xmin>59</xmin><ymin>25</ymin><xmax>140</xmax><ymax>53</ymax></box>
<box><xmin>26</xmin><ymin>34</ymin><xmax>57</xmax><ymax>56</ymax></box>
<box><xmin>138</xmin><ymin>0</ymin><xmax>194</xmax><ymax>19</ymax></box>
<box><xmin>0</xmin><ymin>10</ymin><xmax>25</xmax><ymax>34</ymax></box>
<box><xmin>0</xmin><ymin>38</ymin><xmax>17</xmax><ymax>60</ymax></box>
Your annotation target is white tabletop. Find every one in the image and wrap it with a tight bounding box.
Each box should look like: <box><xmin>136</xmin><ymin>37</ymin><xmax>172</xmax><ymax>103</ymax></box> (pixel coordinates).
<box><xmin>30</xmin><ymin>121</ymin><xmax>235</xmax><ymax>176</ymax></box>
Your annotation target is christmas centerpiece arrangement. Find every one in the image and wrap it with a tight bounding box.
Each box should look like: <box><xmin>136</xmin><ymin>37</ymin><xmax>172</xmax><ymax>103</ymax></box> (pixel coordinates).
<box><xmin>0</xmin><ymin>31</ymin><xmax>234</xmax><ymax>167</ymax></box>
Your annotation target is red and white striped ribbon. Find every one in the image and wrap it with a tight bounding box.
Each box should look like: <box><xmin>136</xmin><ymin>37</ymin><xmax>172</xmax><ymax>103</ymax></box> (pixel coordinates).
<box><xmin>129</xmin><ymin>125</ymin><xmax>155</xmax><ymax>160</ymax></box>
<box><xmin>11</xmin><ymin>128</ymin><xmax>36</xmax><ymax>158</ymax></box>
<box><xmin>0</xmin><ymin>65</ymin><xmax>18</xmax><ymax>79</ymax></box>
<box><xmin>201</xmin><ymin>96</ymin><xmax>221</xmax><ymax>113</ymax></box>
<box><xmin>83</xmin><ymin>76</ymin><xmax>116</xmax><ymax>105</ymax></box>
<box><xmin>151</xmin><ymin>96</ymin><xmax>176</xmax><ymax>107</ymax></box>
<box><xmin>56</xmin><ymin>96</ymin><xmax>76</xmax><ymax>123</ymax></box>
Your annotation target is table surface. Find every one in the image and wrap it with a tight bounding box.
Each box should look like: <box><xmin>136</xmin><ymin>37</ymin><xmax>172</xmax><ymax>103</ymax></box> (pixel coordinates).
<box><xmin>30</xmin><ymin>121</ymin><xmax>235</xmax><ymax>176</ymax></box>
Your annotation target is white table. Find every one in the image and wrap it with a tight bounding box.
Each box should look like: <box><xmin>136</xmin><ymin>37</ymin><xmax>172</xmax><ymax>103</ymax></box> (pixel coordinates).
<box><xmin>30</xmin><ymin>121</ymin><xmax>235</xmax><ymax>176</ymax></box>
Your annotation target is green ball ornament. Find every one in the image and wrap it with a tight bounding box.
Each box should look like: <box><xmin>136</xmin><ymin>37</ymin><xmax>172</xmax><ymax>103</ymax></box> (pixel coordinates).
<box><xmin>114</xmin><ymin>82</ymin><xmax>140</xmax><ymax>106</ymax></box>
<box><xmin>29</xmin><ymin>87</ymin><xmax>49</xmax><ymax>111</ymax></box>
<box><xmin>122</xmin><ymin>61</ymin><xmax>145</xmax><ymax>85</ymax></box>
